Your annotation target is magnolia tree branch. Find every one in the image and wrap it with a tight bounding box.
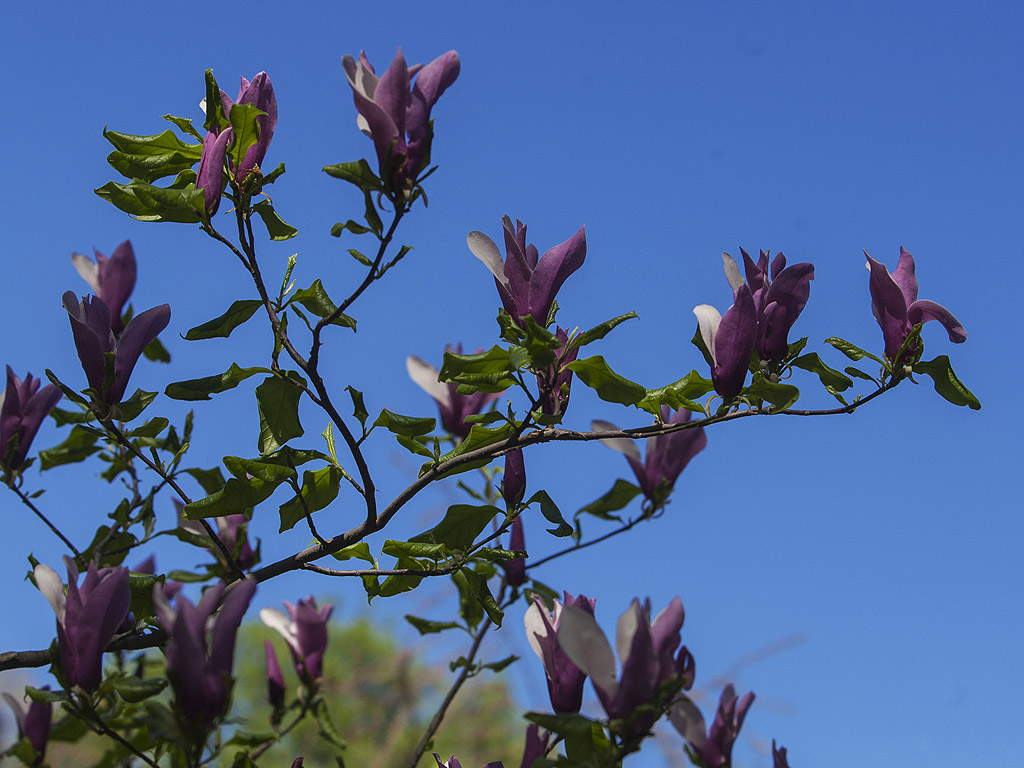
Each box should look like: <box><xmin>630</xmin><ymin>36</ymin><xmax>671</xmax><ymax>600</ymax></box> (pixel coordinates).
<box><xmin>253</xmin><ymin>383</ymin><xmax>892</xmax><ymax>581</ymax></box>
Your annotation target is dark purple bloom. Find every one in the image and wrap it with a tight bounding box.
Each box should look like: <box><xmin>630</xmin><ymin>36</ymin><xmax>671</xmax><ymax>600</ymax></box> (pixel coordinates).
<box><xmin>538</xmin><ymin>327</ymin><xmax>580</xmax><ymax>416</ymax></box>
<box><xmin>343</xmin><ymin>49</ymin><xmax>460</xmax><ymax>194</ymax></box>
<box><xmin>593</xmin><ymin>407</ymin><xmax>707</xmax><ymax>503</ymax></box>
<box><xmin>71</xmin><ymin>240</ymin><xmax>137</xmax><ymax>335</ymax></box>
<box><xmin>502</xmin><ymin>449</ymin><xmax>526</xmax><ymax>508</ymax></box>
<box><xmin>62</xmin><ymin>292</ymin><xmax>170</xmax><ymax>406</ymax></box>
<box><xmin>518</xmin><ymin>723</ymin><xmax>549</xmax><ymax>768</ymax></box>
<box><xmin>469</xmin><ymin>216</ymin><xmax>587</xmax><ymax>329</ymax></box>
<box><xmin>772</xmin><ymin>740</ymin><xmax>790</xmax><ymax>768</ymax></box>
<box><xmin>670</xmin><ymin>684</ymin><xmax>755</xmax><ymax>768</ymax></box>
<box><xmin>723</xmin><ymin>249</ymin><xmax>814</xmax><ymax>363</ymax></box>
<box><xmin>290</xmin><ymin>760</ymin><xmax>304</xmax><ymax>768</ymax></box>
<box><xmin>407</xmin><ymin>346</ymin><xmax>504</xmax><ymax>440</ymax></box>
<box><xmin>1</xmin><ymin>367</ymin><xmax>61</xmax><ymax>472</ymax></box>
<box><xmin>265</xmin><ymin>639</ymin><xmax>286</xmax><ymax>709</ymax></box>
<box><xmin>35</xmin><ymin>558</ymin><xmax>131</xmax><ymax>692</ymax></box>
<box><xmin>3</xmin><ymin>687</ymin><xmax>51</xmax><ymax>766</ymax></box>
<box><xmin>502</xmin><ymin>516</ymin><xmax>527</xmax><ymax>588</ymax></box>
<box><xmin>693</xmin><ymin>284</ymin><xmax>757</xmax><ymax>399</ymax></box>
<box><xmin>155</xmin><ymin>578</ymin><xmax>257</xmax><ymax>734</ymax></box>
<box><xmin>524</xmin><ymin>592</ymin><xmax>595</xmax><ymax>714</ymax></box>
<box><xmin>197</xmin><ymin>72</ymin><xmax>277</xmax><ymax>215</ymax></box>
<box><xmin>867</xmin><ymin>248</ymin><xmax>966</xmax><ymax>364</ymax></box>
<box><xmin>558</xmin><ymin>597</ymin><xmax>694</xmax><ymax>735</ymax></box>
<box><xmin>260</xmin><ymin>597</ymin><xmax>333</xmax><ymax>683</ymax></box>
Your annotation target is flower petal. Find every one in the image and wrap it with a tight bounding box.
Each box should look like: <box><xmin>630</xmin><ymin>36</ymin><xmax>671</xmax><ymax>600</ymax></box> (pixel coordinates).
<box><xmin>406</xmin><ymin>355</ymin><xmax>452</xmax><ymax>411</ymax></box>
<box><xmin>557</xmin><ymin>604</ymin><xmax>619</xmax><ymax>700</ymax></box>
<box><xmin>467</xmin><ymin>231</ymin><xmax>508</xmax><ymax>287</ymax></box>
<box><xmin>907</xmin><ymin>299</ymin><xmax>967</xmax><ymax>343</ymax></box>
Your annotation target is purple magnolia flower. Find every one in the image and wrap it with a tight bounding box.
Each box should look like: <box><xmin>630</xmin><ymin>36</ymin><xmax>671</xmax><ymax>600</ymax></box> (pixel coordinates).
<box><xmin>290</xmin><ymin>760</ymin><xmax>304</xmax><ymax>768</ymax></box>
<box><xmin>867</xmin><ymin>248</ymin><xmax>966</xmax><ymax>364</ymax></box>
<box><xmin>502</xmin><ymin>449</ymin><xmax>527</xmax><ymax>508</ymax></box>
<box><xmin>502</xmin><ymin>516</ymin><xmax>527</xmax><ymax>588</ymax></box>
<box><xmin>3</xmin><ymin>688</ymin><xmax>51</xmax><ymax>766</ymax></box>
<box><xmin>155</xmin><ymin>578</ymin><xmax>257</xmax><ymax>734</ymax></box>
<box><xmin>432</xmin><ymin>754</ymin><xmax>504</xmax><ymax>768</ymax></box>
<box><xmin>523</xmin><ymin>592</ymin><xmax>595</xmax><ymax>714</ymax></box>
<box><xmin>468</xmin><ymin>216</ymin><xmax>587</xmax><ymax>328</ymax></box>
<box><xmin>34</xmin><ymin>558</ymin><xmax>131</xmax><ymax>692</ymax></box>
<box><xmin>592</xmin><ymin>407</ymin><xmax>707</xmax><ymax>503</ymax></box>
<box><xmin>197</xmin><ymin>72</ymin><xmax>277</xmax><ymax>215</ymax></box>
<box><xmin>669</xmin><ymin>684</ymin><xmax>755</xmax><ymax>768</ymax></box>
<box><xmin>1</xmin><ymin>367</ymin><xmax>61</xmax><ymax>473</ymax></box>
<box><xmin>260</xmin><ymin>597</ymin><xmax>333</xmax><ymax>683</ymax></box>
<box><xmin>343</xmin><ymin>48</ymin><xmax>460</xmax><ymax>194</ymax></box>
<box><xmin>723</xmin><ymin>249</ymin><xmax>814</xmax><ymax>363</ymax></box>
<box><xmin>538</xmin><ymin>327</ymin><xmax>580</xmax><ymax>416</ymax></box>
<box><xmin>62</xmin><ymin>292</ymin><xmax>170</xmax><ymax>406</ymax></box>
<box><xmin>406</xmin><ymin>346</ymin><xmax>504</xmax><ymax>440</ymax></box>
<box><xmin>71</xmin><ymin>240</ymin><xmax>137</xmax><ymax>334</ymax></box>
<box><xmin>519</xmin><ymin>724</ymin><xmax>549</xmax><ymax>768</ymax></box>
<box><xmin>265</xmin><ymin>639</ymin><xmax>286</xmax><ymax>709</ymax></box>
<box><xmin>693</xmin><ymin>283</ymin><xmax>757</xmax><ymax>399</ymax></box>
<box><xmin>557</xmin><ymin>597</ymin><xmax>695</xmax><ymax>735</ymax></box>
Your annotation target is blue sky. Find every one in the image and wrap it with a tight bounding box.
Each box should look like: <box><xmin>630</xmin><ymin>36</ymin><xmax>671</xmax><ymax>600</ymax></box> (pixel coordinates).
<box><xmin>1</xmin><ymin>2</ymin><xmax>1021</xmax><ymax>766</ymax></box>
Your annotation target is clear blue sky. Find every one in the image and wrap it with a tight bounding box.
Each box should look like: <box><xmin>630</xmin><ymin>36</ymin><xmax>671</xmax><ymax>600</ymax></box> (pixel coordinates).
<box><xmin>1</xmin><ymin>3</ymin><xmax>1021</xmax><ymax>766</ymax></box>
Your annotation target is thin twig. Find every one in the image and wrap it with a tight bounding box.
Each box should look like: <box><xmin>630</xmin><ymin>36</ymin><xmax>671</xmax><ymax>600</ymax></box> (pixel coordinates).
<box><xmin>9</xmin><ymin>483</ymin><xmax>82</xmax><ymax>559</ymax></box>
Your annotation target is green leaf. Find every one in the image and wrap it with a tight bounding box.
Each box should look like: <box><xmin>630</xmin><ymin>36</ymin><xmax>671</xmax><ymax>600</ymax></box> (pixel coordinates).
<box><xmin>576</xmin><ymin>479</ymin><xmax>642</xmax><ymax>521</ymax></box>
<box><xmin>38</xmin><ymin>425</ymin><xmax>101</xmax><ymax>470</ymax></box>
<box><xmin>161</xmin><ymin>113</ymin><xmax>204</xmax><ymax>141</ymax></box>
<box><xmin>330</xmin><ymin>220</ymin><xmax>373</xmax><ymax>237</ymax></box>
<box><xmin>825</xmin><ymin>336</ymin><xmax>888</xmax><ymax>367</ymax></box>
<box><xmin>514</xmin><ymin>316</ymin><xmax>562</xmax><ymax>368</ymax></box>
<box><xmin>49</xmin><ymin>407</ymin><xmax>93</xmax><ymax>426</ymax></box>
<box><xmin>382</xmin><ymin>540</ymin><xmax>449</xmax><ymax>559</ymax></box>
<box><xmin>289</xmin><ymin>279</ymin><xmax>356</xmax><ymax>329</ymax></box>
<box><xmin>744</xmin><ymin>374</ymin><xmax>800</xmax><ymax>411</ymax></box>
<box><xmin>405</xmin><ymin>615</ymin><xmax>462</xmax><ymax>635</ymax></box>
<box><xmin>328</xmin><ymin>542</ymin><xmax>375</xmax><ymax>565</ymax></box>
<box><xmin>372</xmin><ymin>408</ymin><xmax>435</xmax><ymax>437</ymax></box>
<box><xmin>439</xmin><ymin>345</ymin><xmax>525</xmax><ymax>392</ymax></box>
<box><xmin>127</xmin><ymin>417</ymin><xmax>168</xmax><ymax>439</ymax></box>
<box><xmin>252</xmin><ymin>200</ymin><xmax>298</xmax><ymax>241</ymax></box>
<box><xmin>184</xmin><ymin>459</ymin><xmax>294</xmax><ymax>519</ymax></box>
<box><xmin>103</xmin><ymin>127</ymin><xmax>200</xmax><ymax>156</ymax></box>
<box><xmin>313</xmin><ymin>698</ymin><xmax>347</xmax><ymax>750</ymax></box>
<box><xmin>569</xmin><ymin>311</ymin><xmax>639</xmax><ymax>350</ymax></box>
<box><xmin>184</xmin><ymin>466</ymin><xmax>226</xmax><ymax>495</ymax></box>
<box><xmin>846</xmin><ymin>366</ymin><xmax>878</xmax><ymax>383</ymax></box>
<box><xmin>94</xmin><ymin>176</ymin><xmax>204</xmax><ymax>223</ymax></box>
<box><xmin>482</xmin><ymin>654</ymin><xmax>519</xmax><ymax>673</ymax></box>
<box><xmin>913</xmin><ymin>355</ymin><xmax>981</xmax><ymax>410</ymax></box>
<box><xmin>527</xmin><ymin>490</ymin><xmax>573</xmax><ymax>537</ymax></box>
<box><xmin>346</xmin><ymin>247</ymin><xmax>374</xmax><ymax>265</ymax></box>
<box><xmin>142</xmin><ymin>335</ymin><xmax>171</xmax><ymax>363</ymax></box>
<box><xmin>165</xmin><ymin>363</ymin><xmax>271</xmax><ymax>401</ymax></box>
<box><xmin>791</xmin><ymin>353</ymin><xmax>854</xmax><ymax>391</ymax></box>
<box><xmin>567</xmin><ymin>355</ymin><xmax>646</xmax><ymax>406</ymax></box>
<box><xmin>114</xmin><ymin>388</ymin><xmax>158</xmax><ymax>421</ymax></box>
<box><xmin>397</xmin><ymin>435</ymin><xmax>435</xmax><ymax>457</ymax></box>
<box><xmin>227</xmin><ymin>102</ymin><xmax>264</xmax><ymax>171</ymax></box>
<box><xmin>461</xmin><ymin>568</ymin><xmax>504</xmax><ymax>627</ymax></box>
<box><xmin>184</xmin><ymin>300</ymin><xmax>263</xmax><ymax>341</ymax></box>
<box><xmin>639</xmin><ymin>371</ymin><xmax>714</xmax><ymax>415</ymax></box>
<box><xmin>421</xmin><ymin>423</ymin><xmax>516</xmax><ymax>479</ymax></box>
<box><xmin>256</xmin><ymin>373</ymin><xmax>306</xmax><ymax>454</ymax></box>
<box><xmin>322</xmin><ymin>158</ymin><xmax>383</xmax><ymax>191</ymax></box>
<box><xmin>346</xmin><ymin>386</ymin><xmax>368</xmax><ymax>427</ymax></box>
<box><xmin>113</xmin><ymin>676</ymin><xmax>168</xmax><ymax>702</ymax></box>
<box><xmin>106</xmin><ymin>148</ymin><xmax>200</xmax><ymax>183</ymax></box>
<box><xmin>278</xmin><ymin>466</ymin><xmax>343</xmax><ymax>532</ymax></box>
<box><xmin>410</xmin><ymin>504</ymin><xmax>502</xmax><ymax>551</ymax></box>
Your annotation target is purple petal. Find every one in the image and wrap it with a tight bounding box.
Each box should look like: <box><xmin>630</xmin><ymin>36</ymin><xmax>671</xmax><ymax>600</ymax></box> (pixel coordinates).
<box><xmin>527</xmin><ymin>225</ymin><xmax>587</xmax><ymax>326</ymax></box>
<box><xmin>710</xmin><ymin>284</ymin><xmax>757</xmax><ymax>398</ymax></box>
<box><xmin>501</xmin><ymin>217</ymin><xmax>534</xmax><ymax>320</ymax></box>
<box><xmin>907</xmin><ymin>299</ymin><xmax>967</xmax><ymax>343</ymax></box>
<box><xmin>375</xmin><ymin>50</ymin><xmax>411</xmax><ymax>144</ymax></box>
<box><xmin>237</xmin><ymin>72</ymin><xmax>277</xmax><ymax>178</ymax></box>
<box><xmin>892</xmin><ymin>247</ymin><xmax>919</xmax><ymax>306</ymax></box>
<box><xmin>111</xmin><ymin>303</ymin><xmax>170</xmax><ymax>404</ymax></box>
<box><xmin>197</xmin><ymin>129</ymin><xmax>233</xmax><ymax>215</ymax></box>
<box><xmin>63</xmin><ymin>292</ymin><xmax>114</xmax><ymax>396</ymax></box>
<box><xmin>208</xmin><ymin>578</ymin><xmax>256</xmax><ymax>676</ymax></box>
<box><xmin>866</xmin><ymin>255</ymin><xmax>911</xmax><ymax>360</ymax></box>
<box><xmin>97</xmin><ymin>241</ymin><xmax>137</xmax><ymax>333</ymax></box>
<box><xmin>406</xmin><ymin>50</ymin><xmax>460</xmax><ymax>174</ymax></box>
